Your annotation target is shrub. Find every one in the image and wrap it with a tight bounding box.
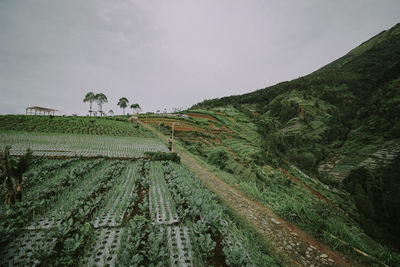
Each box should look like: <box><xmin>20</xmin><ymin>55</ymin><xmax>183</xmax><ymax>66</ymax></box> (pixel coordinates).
<box><xmin>207</xmin><ymin>148</ymin><xmax>229</xmax><ymax>169</ymax></box>
<box><xmin>144</xmin><ymin>152</ymin><xmax>180</xmax><ymax>163</ymax></box>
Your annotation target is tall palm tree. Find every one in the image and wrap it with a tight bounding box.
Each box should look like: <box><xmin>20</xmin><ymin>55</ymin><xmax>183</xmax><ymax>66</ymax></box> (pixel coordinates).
<box><xmin>117</xmin><ymin>97</ymin><xmax>129</xmax><ymax>115</ymax></box>
<box><xmin>94</xmin><ymin>93</ymin><xmax>108</xmax><ymax>117</ymax></box>
<box><xmin>83</xmin><ymin>92</ymin><xmax>95</xmax><ymax>116</ymax></box>
<box><xmin>130</xmin><ymin>103</ymin><xmax>141</xmax><ymax>114</ymax></box>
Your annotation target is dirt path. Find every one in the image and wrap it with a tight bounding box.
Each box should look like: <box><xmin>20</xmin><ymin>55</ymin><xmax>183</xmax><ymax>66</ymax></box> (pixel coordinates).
<box><xmin>140</xmin><ymin>122</ymin><xmax>356</xmax><ymax>266</ymax></box>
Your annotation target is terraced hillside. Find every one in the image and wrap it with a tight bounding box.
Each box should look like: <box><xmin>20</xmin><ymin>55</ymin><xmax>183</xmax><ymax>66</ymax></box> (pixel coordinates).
<box><xmin>139</xmin><ymin>109</ymin><xmax>400</xmax><ymax>266</ymax></box>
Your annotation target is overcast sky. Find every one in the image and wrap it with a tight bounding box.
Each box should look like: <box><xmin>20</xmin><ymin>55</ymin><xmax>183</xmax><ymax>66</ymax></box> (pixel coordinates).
<box><xmin>0</xmin><ymin>0</ymin><xmax>399</xmax><ymax>115</ymax></box>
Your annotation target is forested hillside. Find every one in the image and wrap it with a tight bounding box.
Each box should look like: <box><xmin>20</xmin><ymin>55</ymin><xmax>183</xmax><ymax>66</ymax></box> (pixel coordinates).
<box><xmin>194</xmin><ymin>23</ymin><xmax>400</xmax><ymax>170</ymax></box>
<box><xmin>192</xmin><ymin>23</ymin><xmax>400</xmax><ymax>251</ymax></box>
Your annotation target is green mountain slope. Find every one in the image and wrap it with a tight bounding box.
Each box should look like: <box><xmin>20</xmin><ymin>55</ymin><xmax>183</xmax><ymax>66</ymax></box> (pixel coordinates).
<box><xmin>193</xmin><ymin>23</ymin><xmax>400</xmax><ymax>171</ymax></box>
<box><xmin>191</xmin><ymin>23</ymin><xmax>400</xmax><ymax>255</ymax></box>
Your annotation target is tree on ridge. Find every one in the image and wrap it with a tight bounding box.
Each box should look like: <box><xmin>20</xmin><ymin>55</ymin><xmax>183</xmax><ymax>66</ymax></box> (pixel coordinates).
<box><xmin>94</xmin><ymin>93</ymin><xmax>108</xmax><ymax>117</ymax></box>
<box><xmin>118</xmin><ymin>97</ymin><xmax>129</xmax><ymax>115</ymax></box>
<box><xmin>83</xmin><ymin>92</ymin><xmax>95</xmax><ymax>116</ymax></box>
<box><xmin>130</xmin><ymin>103</ymin><xmax>141</xmax><ymax>114</ymax></box>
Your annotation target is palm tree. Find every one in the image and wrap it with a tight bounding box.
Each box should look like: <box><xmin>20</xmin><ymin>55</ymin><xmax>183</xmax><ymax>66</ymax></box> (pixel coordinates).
<box><xmin>94</xmin><ymin>93</ymin><xmax>108</xmax><ymax>117</ymax></box>
<box><xmin>130</xmin><ymin>103</ymin><xmax>141</xmax><ymax>114</ymax></box>
<box><xmin>117</xmin><ymin>97</ymin><xmax>129</xmax><ymax>115</ymax></box>
<box><xmin>83</xmin><ymin>92</ymin><xmax>95</xmax><ymax>116</ymax></box>
<box><xmin>0</xmin><ymin>146</ymin><xmax>32</xmax><ymax>205</ymax></box>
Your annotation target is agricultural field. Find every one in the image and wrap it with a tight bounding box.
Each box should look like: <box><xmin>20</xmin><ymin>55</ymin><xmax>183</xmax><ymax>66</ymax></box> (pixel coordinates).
<box><xmin>0</xmin><ymin>158</ymin><xmax>278</xmax><ymax>266</ymax></box>
<box><xmin>0</xmin><ymin>115</ymin><xmax>153</xmax><ymax>137</ymax></box>
<box><xmin>0</xmin><ymin>132</ymin><xmax>168</xmax><ymax>158</ymax></box>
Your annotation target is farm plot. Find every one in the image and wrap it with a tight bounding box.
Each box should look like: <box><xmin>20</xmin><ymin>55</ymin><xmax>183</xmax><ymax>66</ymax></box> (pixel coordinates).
<box><xmin>1</xmin><ymin>158</ymin><xmax>278</xmax><ymax>266</ymax></box>
<box><xmin>0</xmin><ymin>132</ymin><xmax>168</xmax><ymax>158</ymax></box>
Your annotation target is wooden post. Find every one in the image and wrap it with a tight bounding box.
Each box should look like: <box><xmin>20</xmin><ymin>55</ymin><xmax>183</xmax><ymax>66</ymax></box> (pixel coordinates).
<box><xmin>172</xmin><ymin>123</ymin><xmax>175</xmax><ymax>152</ymax></box>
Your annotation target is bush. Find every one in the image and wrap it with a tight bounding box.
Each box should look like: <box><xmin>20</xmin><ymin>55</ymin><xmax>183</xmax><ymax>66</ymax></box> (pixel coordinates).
<box><xmin>144</xmin><ymin>152</ymin><xmax>180</xmax><ymax>163</ymax></box>
<box><xmin>207</xmin><ymin>148</ymin><xmax>229</xmax><ymax>169</ymax></box>
<box><xmin>292</xmin><ymin>151</ymin><xmax>317</xmax><ymax>170</ymax></box>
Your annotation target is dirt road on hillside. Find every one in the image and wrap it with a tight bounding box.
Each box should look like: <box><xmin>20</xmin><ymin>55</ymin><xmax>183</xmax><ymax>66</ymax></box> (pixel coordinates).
<box><xmin>140</xmin><ymin>122</ymin><xmax>356</xmax><ymax>266</ymax></box>
<box><xmin>180</xmin><ymin>151</ymin><xmax>356</xmax><ymax>267</ymax></box>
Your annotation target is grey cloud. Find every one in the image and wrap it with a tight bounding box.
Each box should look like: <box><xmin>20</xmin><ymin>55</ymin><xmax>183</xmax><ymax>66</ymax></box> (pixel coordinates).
<box><xmin>1</xmin><ymin>0</ymin><xmax>399</xmax><ymax>115</ymax></box>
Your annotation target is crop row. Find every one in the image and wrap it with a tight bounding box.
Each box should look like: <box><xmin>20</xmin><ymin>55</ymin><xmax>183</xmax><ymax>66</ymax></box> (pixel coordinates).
<box><xmin>149</xmin><ymin>162</ymin><xmax>179</xmax><ymax>224</ymax></box>
<box><xmin>92</xmin><ymin>163</ymin><xmax>140</xmax><ymax>228</ymax></box>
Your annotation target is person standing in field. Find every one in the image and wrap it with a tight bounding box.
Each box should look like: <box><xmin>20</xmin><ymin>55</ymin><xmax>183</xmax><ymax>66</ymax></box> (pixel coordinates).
<box><xmin>168</xmin><ymin>137</ymin><xmax>173</xmax><ymax>151</ymax></box>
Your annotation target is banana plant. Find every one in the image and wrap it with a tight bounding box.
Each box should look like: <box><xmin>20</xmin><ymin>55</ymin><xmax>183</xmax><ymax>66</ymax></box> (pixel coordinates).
<box><xmin>0</xmin><ymin>146</ymin><xmax>32</xmax><ymax>205</ymax></box>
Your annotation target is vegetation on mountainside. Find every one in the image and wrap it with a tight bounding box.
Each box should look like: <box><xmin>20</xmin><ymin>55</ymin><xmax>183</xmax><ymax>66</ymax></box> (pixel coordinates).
<box><xmin>344</xmin><ymin>155</ymin><xmax>400</xmax><ymax>249</ymax></box>
<box><xmin>193</xmin><ymin>23</ymin><xmax>400</xmax><ymax>172</ymax></box>
<box><xmin>186</xmin><ymin>23</ymin><xmax>400</xmax><ymax>264</ymax></box>
<box><xmin>170</xmin><ymin>107</ymin><xmax>400</xmax><ymax>265</ymax></box>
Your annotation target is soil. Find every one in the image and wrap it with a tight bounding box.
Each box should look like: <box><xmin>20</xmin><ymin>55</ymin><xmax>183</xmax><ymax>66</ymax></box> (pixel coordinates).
<box><xmin>207</xmin><ymin>230</ymin><xmax>228</xmax><ymax>267</ymax></box>
<box><xmin>174</xmin><ymin>127</ymin><xmax>195</xmax><ymax>132</ymax></box>
<box><xmin>186</xmin><ymin>113</ymin><xmax>217</xmax><ymax>121</ymax></box>
<box><xmin>124</xmin><ymin>187</ymin><xmax>148</xmax><ymax>222</ymax></box>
